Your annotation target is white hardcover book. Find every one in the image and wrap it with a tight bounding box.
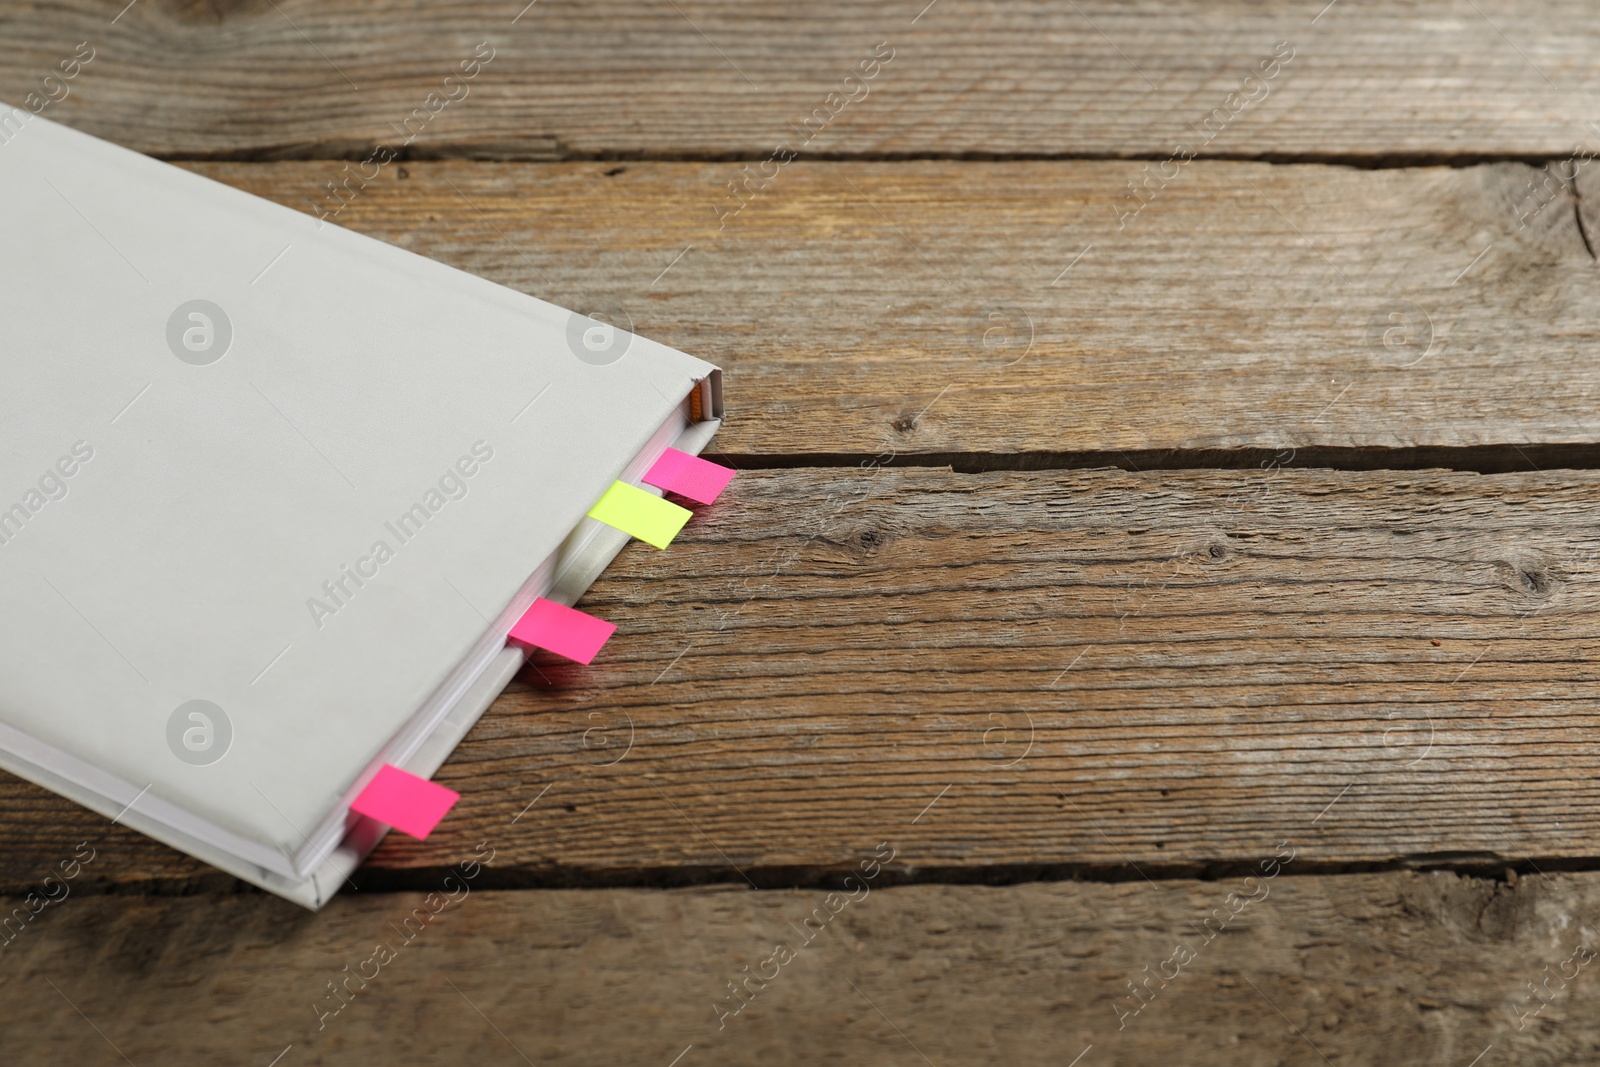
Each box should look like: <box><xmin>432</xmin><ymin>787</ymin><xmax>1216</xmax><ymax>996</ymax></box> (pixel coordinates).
<box><xmin>0</xmin><ymin>105</ymin><xmax>722</xmax><ymax>908</ymax></box>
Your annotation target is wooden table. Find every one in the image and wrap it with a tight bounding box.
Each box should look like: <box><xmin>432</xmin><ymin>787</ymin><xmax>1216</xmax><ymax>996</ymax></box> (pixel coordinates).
<box><xmin>6</xmin><ymin>2</ymin><xmax>1600</xmax><ymax>1062</ymax></box>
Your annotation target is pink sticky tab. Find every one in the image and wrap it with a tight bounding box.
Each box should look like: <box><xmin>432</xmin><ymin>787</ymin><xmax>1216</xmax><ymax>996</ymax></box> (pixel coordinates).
<box><xmin>349</xmin><ymin>764</ymin><xmax>460</xmax><ymax>840</ymax></box>
<box><xmin>642</xmin><ymin>447</ymin><xmax>737</xmax><ymax>505</ymax></box>
<box><xmin>508</xmin><ymin>597</ymin><xmax>617</xmax><ymax>664</ymax></box>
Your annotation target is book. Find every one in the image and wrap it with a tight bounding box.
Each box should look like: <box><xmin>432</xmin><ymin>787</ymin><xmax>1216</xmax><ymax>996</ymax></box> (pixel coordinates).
<box><xmin>0</xmin><ymin>105</ymin><xmax>722</xmax><ymax>908</ymax></box>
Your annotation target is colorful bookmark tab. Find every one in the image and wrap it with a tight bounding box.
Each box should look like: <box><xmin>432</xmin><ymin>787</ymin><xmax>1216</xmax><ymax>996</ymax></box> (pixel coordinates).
<box><xmin>643</xmin><ymin>447</ymin><xmax>736</xmax><ymax>505</ymax></box>
<box><xmin>349</xmin><ymin>764</ymin><xmax>460</xmax><ymax>840</ymax></box>
<box><xmin>588</xmin><ymin>480</ymin><xmax>691</xmax><ymax>550</ymax></box>
<box><xmin>508</xmin><ymin>597</ymin><xmax>616</xmax><ymax>664</ymax></box>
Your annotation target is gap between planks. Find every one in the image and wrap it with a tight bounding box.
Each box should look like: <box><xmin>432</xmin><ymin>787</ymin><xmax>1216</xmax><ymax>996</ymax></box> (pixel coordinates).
<box><xmin>713</xmin><ymin>444</ymin><xmax>1600</xmax><ymax>474</ymax></box>
<box><xmin>147</xmin><ymin>148</ymin><xmax>1600</xmax><ymax>168</ymax></box>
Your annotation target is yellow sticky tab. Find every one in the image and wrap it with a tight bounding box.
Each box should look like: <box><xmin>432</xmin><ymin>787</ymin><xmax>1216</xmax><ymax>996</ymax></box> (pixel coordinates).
<box><xmin>587</xmin><ymin>481</ymin><xmax>692</xmax><ymax>550</ymax></box>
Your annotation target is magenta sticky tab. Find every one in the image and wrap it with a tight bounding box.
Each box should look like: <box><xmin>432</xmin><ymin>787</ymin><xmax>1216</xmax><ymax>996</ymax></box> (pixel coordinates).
<box><xmin>642</xmin><ymin>447</ymin><xmax>736</xmax><ymax>505</ymax></box>
<box><xmin>349</xmin><ymin>764</ymin><xmax>460</xmax><ymax>840</ymax></box>
<box><xmin>508</xmin><ymin>597</ymin><xmax>616</xmax><ymax>664</ymax></box>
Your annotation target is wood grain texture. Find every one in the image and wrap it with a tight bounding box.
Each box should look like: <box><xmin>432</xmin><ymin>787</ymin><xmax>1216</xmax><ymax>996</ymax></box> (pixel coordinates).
<box><xmin>6</xmin><ymin>1</ymin><xmax>1600</xmax><ymax>160</ymax></box>
<box><xmin>5</xmin><ymin>466</ymin><xmax>1600</xmax><ymax>891</ymax></box>
<box><xmin>159</xmin><ymin>158</ymin><xmax>1600</xmax><ymax>458</ymax></box>
<box><xmin>3</xmin><ymin>871</ymin><xmax>1597</xmax><ymax>1064</ymax></box>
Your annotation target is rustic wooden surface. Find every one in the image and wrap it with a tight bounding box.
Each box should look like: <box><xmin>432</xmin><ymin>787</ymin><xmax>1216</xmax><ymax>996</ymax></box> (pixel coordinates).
<box><xmin>6</xmin><ymin>872</ymin><xmax>1600</xmax><ymax>1065</ymax></box>
<box><xmin>157</xmin><ymin>159</ymin><xmax>1600</xmax><ymax>461</ymax></box>
<box><xmin>7</xmin><ymin>465</ymin><xmax>1600</xmax><ymax>895</ymax></box>
<box><xmin>6</xmin><ymin>0</ymin><xmax>1600</xmax><ymax>1062</ymax></box>
<box><xmin>5</xmin><ymin>1</ymin><xmax>1600</xmax><ymax>159</ymax></box>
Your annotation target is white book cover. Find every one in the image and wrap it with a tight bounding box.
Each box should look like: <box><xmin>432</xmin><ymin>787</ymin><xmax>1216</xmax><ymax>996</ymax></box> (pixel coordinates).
<box><xmin>0</xmin><ymin>105</ymin><xmax>722</xmax><ymax>907</ymax></box>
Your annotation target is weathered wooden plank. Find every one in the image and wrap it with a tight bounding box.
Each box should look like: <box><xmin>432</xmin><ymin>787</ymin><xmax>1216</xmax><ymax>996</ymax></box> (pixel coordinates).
<box><xmin>146</xmin><ymin>158</ymin><xmax>1600</xmax><ymax>458</ymax></box>
<box><xmin>4</xmin><ymin>466</ymin><xmax>1600</xmax><ymax>891</ymax></box>
<box><xmin>6</xmin><ymin>1</ymin><xmax>1600</xmax><ymax>159</ymax></box>
<box><xmin>2</xmin><ymin>871</ymin><xmax>1594</xmax><ymax>1063</ymax></box>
